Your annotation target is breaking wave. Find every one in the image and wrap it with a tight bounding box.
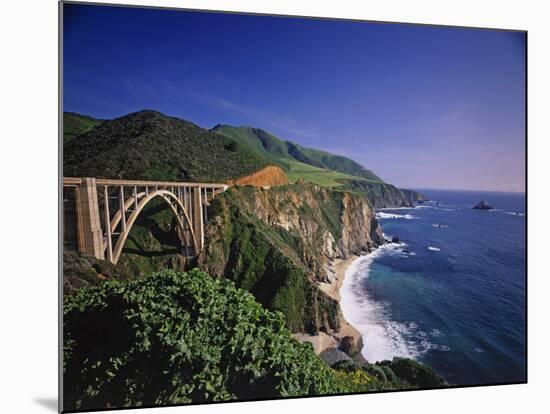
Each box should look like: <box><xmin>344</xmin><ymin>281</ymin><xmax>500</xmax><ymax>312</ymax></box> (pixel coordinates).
<box><xmin>376</xmin><ymin>212</ymin><xmax>419</xmax><ymax>220</ymax></box>
<box><xmin>340</xmin><ymin>249</ymin><xmax>441</xmax><ymax>362</ymax></box>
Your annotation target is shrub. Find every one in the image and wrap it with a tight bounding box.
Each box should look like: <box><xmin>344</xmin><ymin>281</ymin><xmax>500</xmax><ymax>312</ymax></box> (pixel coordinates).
<box><xmin>63</xmin><ymin>270</ymin><xmax>352</xmax><ymax>411</ymax></box>
<box><xmin>378</xmin><ymin>358</ymin><xmax>445</xmax><ymax>388</ymax></box>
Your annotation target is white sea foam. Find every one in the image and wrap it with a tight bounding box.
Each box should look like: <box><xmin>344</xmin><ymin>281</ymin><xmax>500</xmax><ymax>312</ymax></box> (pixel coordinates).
<box><xmin>502</xmin><ymin>211</ymin><xmax>525</xmax><ymax>216</ymax></box>
<box><xmin>378</xmin><ymin>207</ymin><xmax>416</xmax><ymax>211</ymax></box>
<box><xmin>428</xmin><ymin>246</ymin><xmax>441</xmax><ymax>251</ymax></box>
<box><xmin>432</xmin><ymin>224</ymin><xmax>449</xmax><ymax>228</ymax></box>
<box><xmin>376</xmin><ymin>212</ymin><xmax>419</xmax><ymax>220</ymax></box>
<box><xmin>340</xmin><ymin>248</ymin><xmax>432</xmax><ymax>362</ymax></box>
<box><xmin>430</xmin><ymin>328</ymin><xmax>443</xmax><ymax>338</ymax></box>
<box><xmin>378</xmin><ymin>205</ymin><xmax>433</xmax><ymax>211</ymax></box>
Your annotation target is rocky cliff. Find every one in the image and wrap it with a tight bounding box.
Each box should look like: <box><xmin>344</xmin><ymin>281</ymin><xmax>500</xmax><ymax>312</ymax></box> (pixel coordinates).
<box><xmin>401</xmin><ymin>188</ymin><xmax>426</xmax><ymax>204</ymax></box>
<box><xmin>198</xmin><ymin>180</ymin><xmax>383</xmax><ymax>334</ymax></box>
<box><xmin>342</xmin><ymin>180</ymin><xmax>424</xmax><ymax>208</ymax></box>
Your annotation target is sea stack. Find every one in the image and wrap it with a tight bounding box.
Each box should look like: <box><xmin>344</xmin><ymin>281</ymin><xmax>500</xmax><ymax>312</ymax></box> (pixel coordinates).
<box><xmin>472</xmin><ymin>200</ymin><xmax>494</xmax><ymax>210</ymax></box>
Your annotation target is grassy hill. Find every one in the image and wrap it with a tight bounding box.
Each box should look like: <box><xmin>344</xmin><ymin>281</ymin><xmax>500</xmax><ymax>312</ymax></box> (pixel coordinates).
<box><xmin>63</xmin><ymin>112</ymin><xmax>103</xmax><ymax>143</ymax></box>
<box><xmin>291</xmin><ymin>144</ymin><xmax>383</xmax><ymax>182</ymax></box>
<box><xmin>212</xmin><ymin>125</ymin><xmax>383</xmax><ymax>187</ymax></box>
<box><xmin>212</xmin><ymin>125</ymin><xmax>382</xmax><ymax>187</ymax></box>
<box><xmin>63</xmin><ymin>110</ymin><xmax>269</xmax><ymax>182</ymax></box>
<box><xmin>212</xmin><ymin>125</ymin><xmax>425</xmax><ymax>206</ymax></box>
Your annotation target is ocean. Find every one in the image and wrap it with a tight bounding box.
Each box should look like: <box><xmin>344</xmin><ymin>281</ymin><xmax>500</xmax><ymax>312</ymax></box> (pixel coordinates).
<box><xmin>340</xmin><ymin>189</ymin><xmax>526</xmax><ymax>386</ymax></box>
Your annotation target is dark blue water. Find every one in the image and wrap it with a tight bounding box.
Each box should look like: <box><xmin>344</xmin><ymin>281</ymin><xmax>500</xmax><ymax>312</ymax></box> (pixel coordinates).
<box><xmin>342</xmin><ymin>189</ymin><xmax>526</xmax><ymax>386</ymax></box>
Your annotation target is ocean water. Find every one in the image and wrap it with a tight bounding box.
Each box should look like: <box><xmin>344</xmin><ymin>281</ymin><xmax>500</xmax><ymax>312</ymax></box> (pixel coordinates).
<box><xmin>340</xmin><ymin>189</ymin><xmax>526</xmax><ymax>386</ymax></box>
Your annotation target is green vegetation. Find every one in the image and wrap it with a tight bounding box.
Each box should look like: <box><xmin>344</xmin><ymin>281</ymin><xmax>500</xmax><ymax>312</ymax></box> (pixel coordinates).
<box><xmin>211</xmin><ymin>125</ymin><xmax>289</xmax><ymax>165</ymax></box>
<box><xmin>117</xmin><ymin>198</ymin><xmax>187</xmax><ymax>277</ymax></box>
<box><xmin>64</xmin><ymin>110</ymin><xmax>269</xmax><ymax>182</ymax></box>
<box><xmin>64</xmin><ymin>269</ymin><xmax>425</xmax><ymax>411</ymax></box>
<box><xmin>378</xmin><ymin>358</ymin><xmax>445</xmax><ymax>388</ymax></box>
<box><xmin>63</xmin><ymin>112</ymin><xmax>103</xmax><ymax>143</ymax></box>
<box><xmin>288</xmin><ymin>142</ymin><xmax>383</xmax><ymax>182</ymax></box>
<box><xmin>331</xmin><ymin>358</ymin><xmax>445</xmax><ymax>389</ymax></box>
<box><xmin>284</xmin><ymin>159</ymin><xmax>368</xmax><ymax>187</ymax></box>
<box><xmin>213</xmin><ymin>125</ymin><xmax>383</xmax><ymax>187</ymax></box>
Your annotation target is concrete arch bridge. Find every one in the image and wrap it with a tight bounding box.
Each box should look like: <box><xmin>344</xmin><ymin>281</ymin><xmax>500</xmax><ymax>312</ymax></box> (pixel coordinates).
<box><xmin>63</xmin><ymin>177</ymin><xmax>227</xmax><ymax>264</ymax></box>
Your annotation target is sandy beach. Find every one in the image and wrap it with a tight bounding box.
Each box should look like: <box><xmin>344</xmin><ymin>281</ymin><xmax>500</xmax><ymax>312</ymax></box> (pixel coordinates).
<box><xmin>294</xmin><ymin>255</ymin><xmax>363</xmax><ymax>357</ymax></box>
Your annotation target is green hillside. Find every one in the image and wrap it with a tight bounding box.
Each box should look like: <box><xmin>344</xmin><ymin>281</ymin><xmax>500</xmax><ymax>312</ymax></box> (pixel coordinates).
<box><xmin>63</xmin><ymin>110</ymin><xmax>269</xmax><ymax>182</ymax></box>
<box><xmin>63</xmin><ymin>112</ymin><xmax>103</xmax><ymax>143</ymax></box>
<box><xmin>211</xmin><ymin>126</ymin><xmax>289</xmax><ymax>164</ymax></box>
<box><xmin>294</xmin><ymin>145</ymin><xmax>383</xmax><ymax>182</ymax></box>
<box><xmin>212</xmin><ymin>125</ymin><xmax>383</xmax><ymax>186</ymax></box>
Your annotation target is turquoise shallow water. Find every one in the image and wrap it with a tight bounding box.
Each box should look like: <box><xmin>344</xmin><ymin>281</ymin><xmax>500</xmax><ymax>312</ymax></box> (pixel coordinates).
<box><xmin>341</xmin><ymin>189</ymin><xmax>526</xmax><ymax>386</ymax></box>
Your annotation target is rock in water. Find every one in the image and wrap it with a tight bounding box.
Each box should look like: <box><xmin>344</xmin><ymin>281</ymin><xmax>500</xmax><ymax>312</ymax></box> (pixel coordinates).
<box><xmin>472</xmin><ymin>200</ymin><xmax>494</xmax><ymax>210</ymax></box>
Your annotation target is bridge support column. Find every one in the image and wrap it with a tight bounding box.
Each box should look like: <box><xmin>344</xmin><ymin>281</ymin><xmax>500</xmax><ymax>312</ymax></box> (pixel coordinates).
<box><xmin>192</xmin><ymin>186</ymin><xmax>204</xmax><ymax>252</ymax></box>
<box><xmin>77</xmin><ymin>178</ymin><xmax>104</xmax><ymax>260</ymax></box>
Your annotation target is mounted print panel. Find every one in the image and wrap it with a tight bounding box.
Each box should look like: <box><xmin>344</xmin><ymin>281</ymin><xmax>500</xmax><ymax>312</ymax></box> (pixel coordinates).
<box><xmin>60</xmin><ymin>1</ymin><xmax>527</xmax><ymax>412</ymax></box>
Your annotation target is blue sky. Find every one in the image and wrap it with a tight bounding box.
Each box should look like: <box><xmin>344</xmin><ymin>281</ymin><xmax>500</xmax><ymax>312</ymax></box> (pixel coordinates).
<box><xmin>63</xmin><ymin>4</ymin><xmax>526</xmax><ymax>192</ymax></box>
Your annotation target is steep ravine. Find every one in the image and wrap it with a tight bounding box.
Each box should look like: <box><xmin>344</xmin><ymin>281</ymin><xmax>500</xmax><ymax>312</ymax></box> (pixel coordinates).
<box><xmin>198</xmin><ymin>180</ymin><xmax>384</xmax><ymax>353</ymax></box>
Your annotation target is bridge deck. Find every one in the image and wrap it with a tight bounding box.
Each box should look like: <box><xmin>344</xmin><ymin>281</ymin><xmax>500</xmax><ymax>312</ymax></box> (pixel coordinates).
<box><xmin>64</xmin><ymin>177</ymin><xmax>228</xmax><ymax>189</ymax></box>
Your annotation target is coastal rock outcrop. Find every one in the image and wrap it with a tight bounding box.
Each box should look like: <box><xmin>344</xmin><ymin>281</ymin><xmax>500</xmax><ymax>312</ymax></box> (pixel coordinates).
<box><xmin>341</xmin><ymin>180</ymin><xmax>425</xmax><ymax>208</ymax></box>
<box><xmin>473</xmin><ymin>200</ymin><xmax>494</xmax><ymax>210</ymax></box>
<box><xmin>401</xmin><ymin>188</ymin><xmax>427</xmax><ymax>204</ymax></box>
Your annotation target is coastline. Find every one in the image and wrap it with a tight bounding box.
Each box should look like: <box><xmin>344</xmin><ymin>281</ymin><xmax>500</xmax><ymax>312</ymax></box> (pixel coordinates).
<box><xmin>294</xmin><ymin>255</ymin><xmax>364</xmax><ymax>358</ymax></box>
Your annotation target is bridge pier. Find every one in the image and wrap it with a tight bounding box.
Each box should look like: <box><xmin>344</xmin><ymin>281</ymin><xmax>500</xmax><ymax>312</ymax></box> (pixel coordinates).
<box><xmin>192</xmin><ymin>186</ymin><xmax>204</xmax><ymax>252</ymax></box>
<box><xmin>76</xmin><ymin>178</ymin><xmax>104</xmax><ymax>260</ymax></box>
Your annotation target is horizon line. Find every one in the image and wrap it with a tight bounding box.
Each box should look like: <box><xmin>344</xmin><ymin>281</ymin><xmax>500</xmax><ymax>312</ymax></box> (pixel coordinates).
<box><xmin>408</xmin><ymin>187</ymin><xmax>526</xmax><ymax>194</ymax></box>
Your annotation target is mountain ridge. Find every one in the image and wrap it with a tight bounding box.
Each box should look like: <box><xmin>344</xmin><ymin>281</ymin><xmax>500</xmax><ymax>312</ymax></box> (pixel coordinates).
<box><xmin>211</xmin><ymin>124</ymin><xmax>384</xmax><ymax>185</ymax></box>
<box><xmin>63</xmin><ymin>110</ymin><xmax>423</xmax><ymax>206</ymax></box>
<box><xmin>63</xmin><ymin>112</ymin><xmax>104</xmax><ymax>143</ymax></box>
<box><xmin>63</xmin><ymin>110</ymin><xmax>269</xmax><ymax>182</ymax></box>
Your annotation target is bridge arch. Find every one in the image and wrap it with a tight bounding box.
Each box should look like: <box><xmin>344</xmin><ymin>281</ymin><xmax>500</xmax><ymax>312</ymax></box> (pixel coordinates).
<box><xmin>110</xmin><ymin>189</ymin><xmax>198</xmax><ymax>265</ymax></box>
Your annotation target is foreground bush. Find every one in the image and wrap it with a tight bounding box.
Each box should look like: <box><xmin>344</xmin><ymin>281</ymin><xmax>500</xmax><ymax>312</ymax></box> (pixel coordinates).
<box><xmin>64</xmin><ymin>269</ymin><xmax>446</xmax><ymax>411</ymax></box>
<box><xmin>64</xmin><ymin>270</ymin><xmax>381</xmax><ymax>410</ymax></box>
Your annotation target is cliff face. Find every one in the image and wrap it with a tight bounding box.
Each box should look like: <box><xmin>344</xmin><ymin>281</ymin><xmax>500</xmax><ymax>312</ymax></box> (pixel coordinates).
<box><xmin>401</xmin><ymin>188</ymin><xmax>426</xmax><ymax>204</ymax></box>
<box><xmin>342</xmin><ymin>180</ymin><xmax>424</xmax><ymax>208</ymax></box>
<box><xmin>198</xmin><ymin>181</ymin><xmax>383</xmax><ymax>334</ymax></box>
<box><xmin>339</xmin><ymin>192</ymin><xmax>385</xmax><ymax>258</ymax></box>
